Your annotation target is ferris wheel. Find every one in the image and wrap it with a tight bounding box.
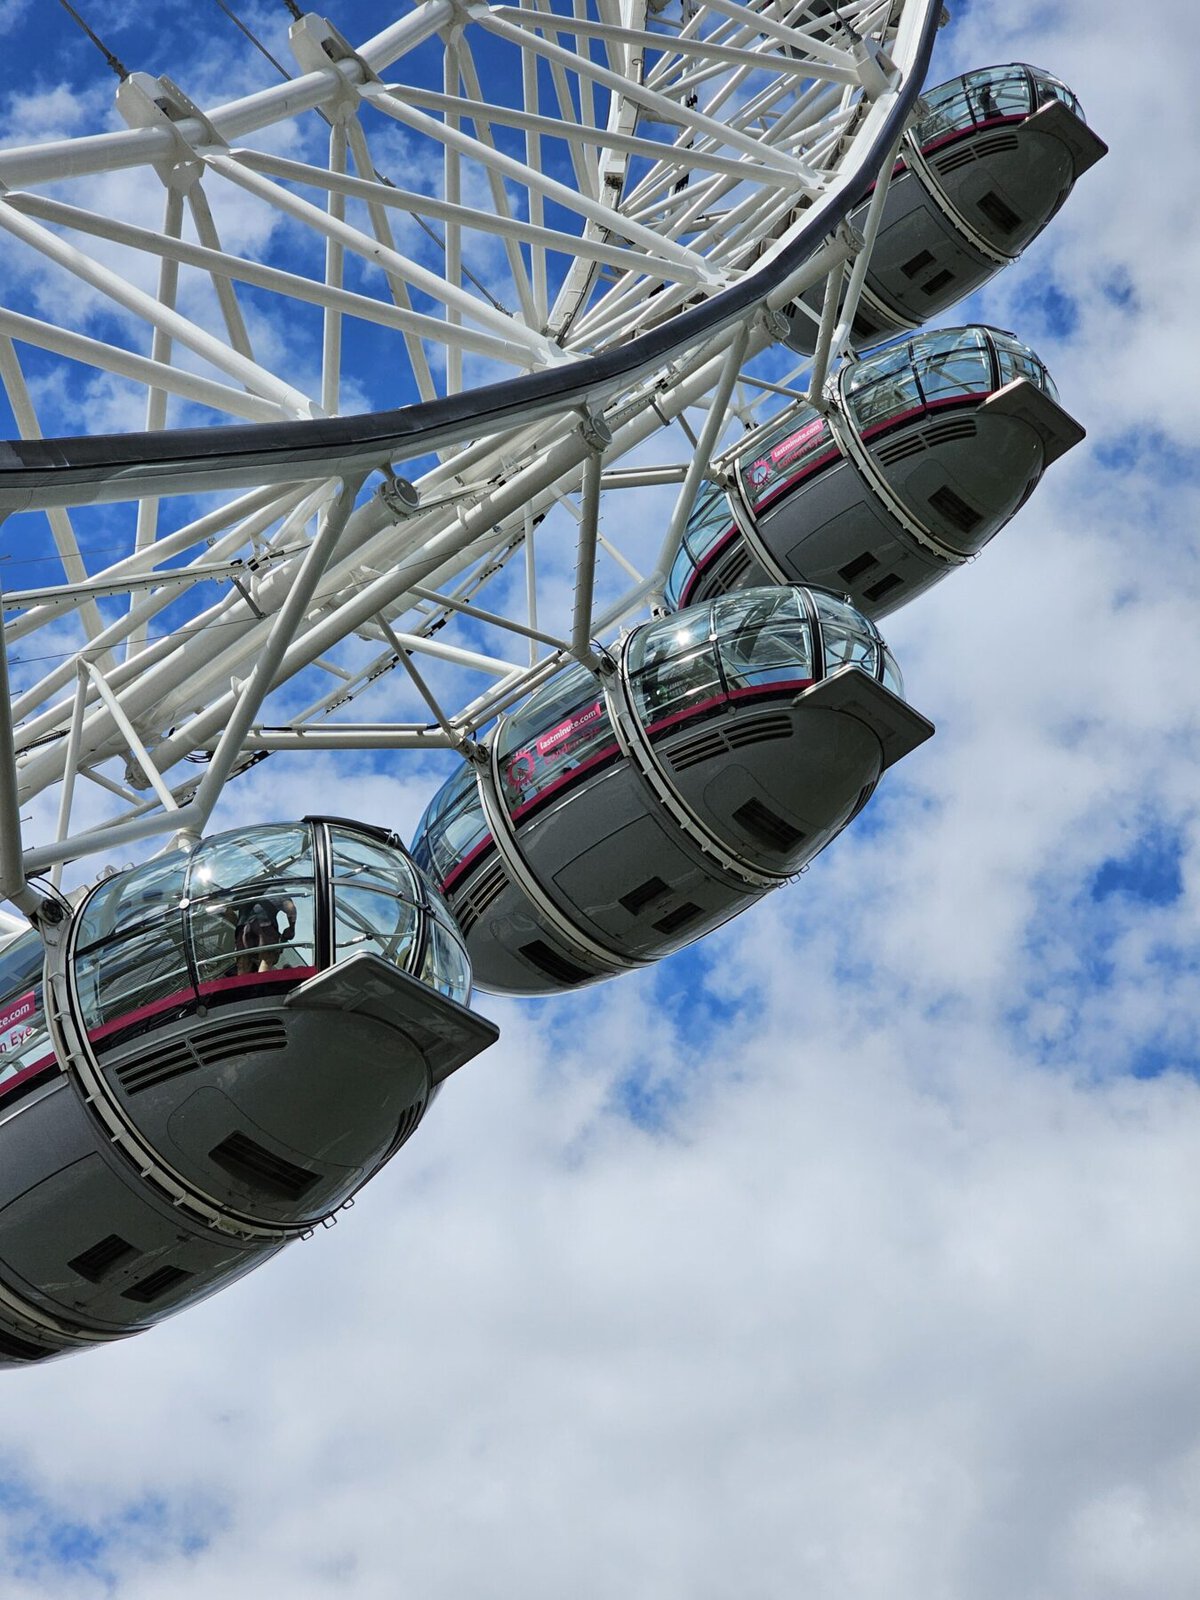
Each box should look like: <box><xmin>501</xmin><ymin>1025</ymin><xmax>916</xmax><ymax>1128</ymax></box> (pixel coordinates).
<box><xmin>0</xmin><ymin>2</ymin><xmax>1108</xmax><ymax>1366</ymax></box>
<box><xmin>0</xmin><ymin>0</ymin><xmax>945</xmax><ymax>902</ymax></box>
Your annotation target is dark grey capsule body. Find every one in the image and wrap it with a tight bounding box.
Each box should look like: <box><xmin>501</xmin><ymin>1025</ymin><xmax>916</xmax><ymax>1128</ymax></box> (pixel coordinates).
<box><xmin>0</xmin><ymin>818</ymin><xmax>496</xmax><ymax>1368</ymax></box>
<box><xmin>413</xmin><ymin>588</ymin><xmax>932</xmax><ymax>996</ymax></box>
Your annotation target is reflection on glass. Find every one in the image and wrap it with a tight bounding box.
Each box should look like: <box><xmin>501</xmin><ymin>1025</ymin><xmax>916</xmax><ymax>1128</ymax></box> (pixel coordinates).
<box><xmin>333</xmin><ymin>884</ymin><xmax>420</xmax><ymax>968</ymax></box>
<box><xmin>815</xmin><ymin>593</ymin><xmax>879</xmax><ymax>677</ymax></box>
<box><xmin>497</xmin><ymin>663</ymin><xmax>616</xmax><ymax>816</ymax></box>
<box><xmin>715</xmin><ymin>589</ymin><xmax>813</xmax><ymax>690</ymax></box>
<box><xmin>419</xmin><ymin>921</ymin><xmax>471</xmax><ymax>1000</ymax></box>
<box><xmin>666</xmin><ymin>484</ymin><xmax>737</xmax><ymax>609</ymax></box>
<box><xmin>915</xmin><ymin>65</ymin><xmax>1034</xmax><ymax>146</ymax></box>
<box><xmin>881</xmin><ymin>647</ymin><xmax>905</xmax><ymax>697</ymax></box>
<box><xmin>75</xmin><ymin>853</ymin><xmax>189</xmax><ymax>951</ymax></box>
<box><xmin>330</xmin><ymin>827</ymin><xmax>418</xmax><ymax>902</ymax></box>
<box><xmin>0</xmin><ymin>929</ymin><xmax>52</xmax><ymax>1088</ymax></box>
<box><xmin>71</xmin><ymin>820</ymin><xmax>471</xmax><ymax>1036</ymax></box>
<box><xmin>991</xmin><ymin>330</ymin><xmax>1059</xmax><ymax>402</ymax></box>
<box><xmin>412</xmin><ymin>762</ymin><xmax>490</xmax><ymax>883</ymax></box>
<box><xmin>913</xmin><ymin>327</ymin><xmax>992</xmax><ymax>403</ymax></box>
<box><xmin>77</xmin><ymin>917</ymin><xmax>192</xmax><ymax>1030</ymax></box>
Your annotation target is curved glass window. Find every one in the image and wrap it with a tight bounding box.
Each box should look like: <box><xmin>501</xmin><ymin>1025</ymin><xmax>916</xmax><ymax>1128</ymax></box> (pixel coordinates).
<box><xmin>186</xmin><ymin>825</ymin><xmax>316</xmax><ymax>986</ymax></box>
<box><xmin>880</xmin><ymin>646</ymin><xmax>904</xmax><ymax>698</ymax></box>
<box><xmin>915</xmin><ymin>65</ymin><xmax>1034</xmax><ymax>149</ymax></box>
<box><xmin>0</xmin><ymin>928</ymin><xmax>53</xmax><ymax>1092</ymax></box>
<box><xmin>1028</xmin><ymin>65</ymin><xmax>1083</xmax><ymax>119</ymax></box>
<box><xmin>738</xmin><ymin>408</ymin><xmax>835</xmax><ymax>511</ymax></box>
<box><xmin>330</xmin><ymin>826</ymin><xmax>421</xmax><ymax>970</ymax></box>
<box><xmin>72</xmin><ymin>820</ymin><xmax>470</xmax><ymax>1036</ymax></box>
<box><xmin>814</xmin><ymin>592</ymin><xmax>880</xmax><ymax>678</ymax></box>
<box><xmin>496</xmin><ymin>662</ymin><xmax>617</xmax><ymax>816</ymax></box>
<box><xmin>843</xmin><ymin>341</ymin><xmax>925</xmax><ymax>431</ymax></box>
<box><xmin>419</xmin><ymin>920</ymin><xmax>472</xmax><ymax>1001</ymax></box>
<box><xmin>412</xmin><ymin>761</ymin><xmax>490</xmax><ymax>885</ymax></box>
<box><xmin>911</xmin><ymin>326</ymin><xmax>993</xmax><ymax>404</ymax></box>
<box><xmin>665</xmin><ymin>482</ymin><xmax>736</xmax><ymax>610</ymax></box>
<box><xmin>990</xmin><ymin>329</ymin><xmax>1060</xmax><ymax>403</ymax></box>
<box><xmin>627</xmin><ymin>588</ymin><xmax>818</xmax><ymax>727</ymax></box>
<box><xmin>715</xmin><ymin>588</ymin><xmax>814</xmax><ymax>692</ymax></box>
<box><xmin>843</xmin><ymin>326</ymin><xmax>1022</xmax><ymax>436</ymax></box>
<box><xmin>914</xmin><ymin>65</ymin><xmax>1084</xmax><ymax>152</ymax></box>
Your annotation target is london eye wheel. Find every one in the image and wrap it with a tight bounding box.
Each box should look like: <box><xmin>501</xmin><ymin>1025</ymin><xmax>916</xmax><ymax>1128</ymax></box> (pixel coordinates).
<box><xmin>0</xmin><ymin>0</ymin><xmax>945</xmax><ymax>900</ymax></box>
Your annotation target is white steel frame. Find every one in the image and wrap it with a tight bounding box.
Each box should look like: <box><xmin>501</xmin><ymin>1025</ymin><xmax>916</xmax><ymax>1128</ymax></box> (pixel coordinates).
<box><xmin>0</xmin><ymin>0</ymin><xmax>941</xmax><ymax>915</ymax></box>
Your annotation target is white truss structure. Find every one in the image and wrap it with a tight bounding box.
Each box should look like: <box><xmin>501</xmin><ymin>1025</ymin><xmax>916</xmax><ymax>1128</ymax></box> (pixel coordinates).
<box><xmin>0</xmin><ymin>0</ymin><xmax>940</xmax><ymax>915</ymax></box>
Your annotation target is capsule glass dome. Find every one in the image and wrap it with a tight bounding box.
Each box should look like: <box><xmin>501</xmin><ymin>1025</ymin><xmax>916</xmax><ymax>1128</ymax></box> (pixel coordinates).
<box><xmin>70</xmin><ymin>818</ymin><xmax>471</xmax><ymax>1040</ymax></box>
<box><xmin>413</xmin><ymin>586</ymin><xmax>930</xmax><ymax>997</ymax></box>
<box><xmin>784</xmin><ymin>62</ymin><xmax>1106</xmax><ymax>353</ymax></box>
<box><xmin>0</xmin><ymin>819</ymin><xmax>495</xmax><ymax>1368</ymax></box>
<box><xmin>665</xmin><ymin>325</ymin><xmax>1082</xmax><ymax>619</ymax></box>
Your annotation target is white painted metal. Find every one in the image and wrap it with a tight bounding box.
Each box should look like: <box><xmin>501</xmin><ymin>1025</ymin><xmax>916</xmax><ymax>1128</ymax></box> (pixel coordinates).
<box><xmin>0</xmin><ymin>0</ymin><xmax>940</xmax><ymax>894</ymax></box>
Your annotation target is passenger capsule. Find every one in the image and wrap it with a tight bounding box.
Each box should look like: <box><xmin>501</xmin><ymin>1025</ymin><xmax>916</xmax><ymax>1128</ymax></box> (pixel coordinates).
<box><xmin>665</xmin><ymin>325</ymin><xmax>1082</xmax><ymax>619</ymax></box>
<box><xmin>0</xmin><ymin>818</ymin><xmax>496</xmax><ymax>1367</ymax></box>
<box><xmin>786</xmin><ymin>63</ymin><xmax>1107</xmax><ymax>352</ymax></box>
<box><xmin>412</xmin><ymin>587</ymin><xmax>932</xmax><ymax>997</ymax></box>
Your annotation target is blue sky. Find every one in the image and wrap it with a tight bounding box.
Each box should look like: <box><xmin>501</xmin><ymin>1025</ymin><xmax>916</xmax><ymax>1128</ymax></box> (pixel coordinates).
<box><xmin>3</xmin><ymin>3</ymin><xmax>1200</xmax><ymax>1598</ymax></box>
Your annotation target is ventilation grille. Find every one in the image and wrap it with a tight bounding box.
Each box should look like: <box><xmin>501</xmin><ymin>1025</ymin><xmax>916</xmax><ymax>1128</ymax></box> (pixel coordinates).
<box><xmin>209</xmin><ymin>1131</ymin><xmax>320</xmax><ymax>1200</ymax></box>
<box><xmin>838</xmin><ymin>550</ymin><xmax>879</xmax><ymax>585</ymax></box>
<box><xmin>519</xmin><ymin>939</ymin><xmax>592</xmax><ymax>987</ymax></box>
<box><xmin>620</xmin><ymin>877</ymin><xmax>669</xmax><ymax>917</ymax></box>
<box><xmin>874</xmin><ymin>415</ymin><xmax>977</xmax><ymax>468</ymax></box>
<box><xmin>115</xmin><ymin>1016</ymin><xmax>288</xmax><ymax>1096</ymax></box>
<box><xmin>922</xmin><ymin>268</ymin><xmax>954</xmax><ymax>297</ymax></box>
<box><xmin>667</xmin><ymin>712</ymin><xmax>793</xmax><ymax>772</ymax></box>
<box><xmin>927</xmin><ymin>484</ymin><xmax>983</xmax><ymax>533</ymax></box>
<box><xmin>0</xmin><ymin>1327</ymin><xmax>54</xmax><ymax>1362</ymax></box>
<box><xmin>454</xmin><ymin>858</ymin><xmax>507</xmax><ymax>938</ymax></box>
<box><xmin>977</xmin><ymin>187</ymin><xmax>1022</xmax><ymax>234</ymax></box>
<box><xmin>652</xmin><ymin>902</ymin><xmax>703</xmax><ymax>937</ymax></box>
<box><xmin>733</xmin><ymin>798</ymin><xmax>806</xmax><ymax>852</ymax></box>
<box><xmin>930</xmin><ymin>130</ymin><xmax>1019</xmax><ymax>176</ymax></box>
<box><xmin>122</xmin><ymin>1265</ymin><xmax>193</xmax><ymax>1305</ymax></box>
<box><xmin>852</xmin><ymin>309</ymin><xmax>883</xmax><ymax>340</ymax></box>
<box><xmin>68</xmin><ymin>1234</ymin><xmax>137</xmax><ymax>1284</ymax></box>
<box><xmin>922</xmin><ymin>416</ymin><xmax>978</xmax><ymax>448</ymax></box>
<box><xmin>394</xmin><ymin>1100</ymin><xmax>425</xmax><ymax>1149</ymax></box>
<box><xmin>864</xmin><ymin>572</ymin><xmax>904</xmax><ymax>604</ymax></box>
<box><xmin>874</xmin><ymin>431</ymin><xmax>928</xmax><ymax>467</ymax></box>
<box><xmin>974</xmin><ymin>131</ymin><xmax>1021</xmax><ymax>158</ymax></box>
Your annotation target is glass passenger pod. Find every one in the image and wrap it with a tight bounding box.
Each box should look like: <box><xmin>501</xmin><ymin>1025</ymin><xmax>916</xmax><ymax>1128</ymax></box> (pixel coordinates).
<box><xmin>782</xmin><ymin>64</ymin><xmax>1106</xmax><ymax>354</ymax></box>
<box><xmin>838</xmin><ymin>325</ymin><xmax>1083</xmax><ymax>557</ymax></box>
<box><xmin>414</xmin><ymin>588</ymin><xmax>930</xmax><ymax>998</ymax></box>
<box><xmin>667</xmin><ymin>327</ymin><xmax>1083</xmax><ymax>618</ymax></box>
<box><xmin>912</xmin><ymin>65</ymin><xmax>1107</xmax><ymax>252</ymax></box>
<box><xmin>58</xmin><ymin>819</ymin><xmax>495</xmax><ymax>1230</ymax></box>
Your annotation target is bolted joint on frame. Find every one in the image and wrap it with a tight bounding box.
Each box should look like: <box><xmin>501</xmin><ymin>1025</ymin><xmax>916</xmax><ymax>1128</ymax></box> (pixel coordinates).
<box><xmin>378</xmin><ymin>473</ymin><xmax>422</xmax><ymax>520</ymax></box>
<box><xmin>577</xmin><ymin>408</ymin><xmax>613</xmax><ymax>454</ymax></box>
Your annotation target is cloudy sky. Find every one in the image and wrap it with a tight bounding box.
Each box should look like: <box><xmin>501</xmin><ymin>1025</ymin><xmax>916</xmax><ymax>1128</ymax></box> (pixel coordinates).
<box><xmin>2</xmin><ymin>1</ymin><xmax>1200</xmax><ymax>1596</ymax></box>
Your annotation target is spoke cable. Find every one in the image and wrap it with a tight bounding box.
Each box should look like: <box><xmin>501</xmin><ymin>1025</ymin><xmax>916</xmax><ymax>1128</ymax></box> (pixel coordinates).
<box><xmin>209</xmin><ymin>0</ymin><xmax>512</xmax><ymax>315</ymax></box>
<box><xmin>55</xmin><ymin>0</ymin><xmax>130</xmax><ymax>80</ymax></box>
